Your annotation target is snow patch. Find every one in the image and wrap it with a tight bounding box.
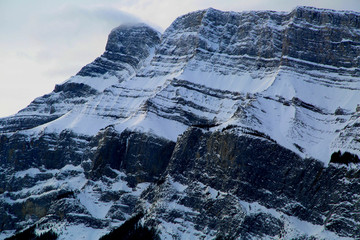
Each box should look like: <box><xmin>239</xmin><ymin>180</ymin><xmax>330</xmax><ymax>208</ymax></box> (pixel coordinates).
<box><xmin>77</xmin><ymin>185</ymin><xmax>113</xmax><ymax>219</ymax></box>
<box><xmin>239</xmin><ymin>200</ymin><xmax>353</xmax><ymax>240</ymax></box>
<box><xmin>56</xmin><ymin>223</ymin><xmax>109</xmax><ymax>240</ymax></box>
<box><xmin>14</xmin><ymin>168</ymin><xmax>41</xmax><ymax>178</ymax></box>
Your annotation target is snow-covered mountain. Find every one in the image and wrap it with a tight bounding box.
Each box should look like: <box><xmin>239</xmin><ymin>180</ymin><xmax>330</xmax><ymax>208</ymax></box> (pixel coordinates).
<box><xmin>1</xmin><ymin>6</ymin><xmax>360</xmax><ymax>239</ymax></box>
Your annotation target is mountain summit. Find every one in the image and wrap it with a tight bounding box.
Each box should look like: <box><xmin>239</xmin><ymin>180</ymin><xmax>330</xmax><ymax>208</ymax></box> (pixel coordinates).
<box><xmin>1</xmin><ymin>7</ymin><xmax>360</xmax><ymax>239</ymax></box>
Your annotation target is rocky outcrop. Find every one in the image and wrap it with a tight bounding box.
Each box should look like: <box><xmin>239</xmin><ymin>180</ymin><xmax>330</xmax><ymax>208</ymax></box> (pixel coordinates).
<box><xmin>0</xmin><ymin>131</ymin><xmax>90</xmax><ymax>171</ymax></box>
<box><xmin>140</xmin><ymin>127</ymin><xmax>360</xmax><ymax>239</ymax></box>
<box><xmin>77</xmin><ymin>23</ymin><xmax>160</xmax><ymax>77</ymax></box>
<box><xmin>91</xmin><ymin>128</ymin><xmax>175</xmax><ymax>186</ymax></box>
<box><xmin>284</xmin><ymin>7</ymin><xmax>360</xmax><ymax>72</ymax></box>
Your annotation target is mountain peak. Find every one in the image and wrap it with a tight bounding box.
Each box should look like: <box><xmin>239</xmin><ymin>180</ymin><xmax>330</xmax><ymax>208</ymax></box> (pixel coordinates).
<box><xmin>76</xmin><ymin>23</ymin><xmax>160</xmax><ymax>78</ymax></box>
<box><xmin>104</xmin><ymin>23</ymin><xmax>160</xmax><ymax>57</ymax></box>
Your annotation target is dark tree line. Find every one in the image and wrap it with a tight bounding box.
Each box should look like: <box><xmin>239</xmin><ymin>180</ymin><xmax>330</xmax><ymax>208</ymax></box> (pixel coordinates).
<box><xmin>100</xmin><ymin>212</ymin><xmax>159</xmax><ymax>240</ymax></box>
<box><xmin>5</xmin><ymin>226</ymin><xmax>58</xmax><ymax>240</ymax></box>
<box><xmin>330</xmin><ymin>151</ymin><xmax>360</xmax><ymax>165</ymax></box>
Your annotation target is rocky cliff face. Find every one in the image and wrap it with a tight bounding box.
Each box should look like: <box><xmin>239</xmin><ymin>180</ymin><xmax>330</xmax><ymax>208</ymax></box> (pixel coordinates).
<box><xmin>143</xmin><ymin>127</ymin><xmax>360</xmax><ymax>239</ymax></box>
<box><xmin>0</xmin><ymin>6</ymin><xmax>360</xmax><ymax>240</ymax></box>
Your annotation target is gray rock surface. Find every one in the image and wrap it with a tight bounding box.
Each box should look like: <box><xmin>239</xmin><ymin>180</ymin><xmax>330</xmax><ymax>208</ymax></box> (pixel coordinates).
<box><xmin>142</xmin><ymin>127</ymin><xmax>360</xmax><ymax>238</ymax></box>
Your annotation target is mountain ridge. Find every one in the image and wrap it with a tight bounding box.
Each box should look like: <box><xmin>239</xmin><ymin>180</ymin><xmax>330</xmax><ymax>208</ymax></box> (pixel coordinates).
<box><xmin>1</xmin><ymin>6</ymin><xmax>360</xmax><ymax>239</ymax></box>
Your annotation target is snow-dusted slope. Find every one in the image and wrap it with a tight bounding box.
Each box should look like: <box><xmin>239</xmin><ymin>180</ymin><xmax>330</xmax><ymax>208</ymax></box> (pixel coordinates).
<box><xmin>2</xmin><ymin>7</ymin><xmax>359</xmax><ymax>163</ymax></box>
<box><xmin>0</xmin><ymin>8</ymin><xmax>357</xmax><ymax>163</ymax></box>
<box><xmin>1</xmin><ymin>6</ymin><xmax>360</xmax><ymax>240</ymax></box>
<box><xmin>0</xmin><ymin>23</ymin><xmax>160</xmax><ymax>134</ymax></box>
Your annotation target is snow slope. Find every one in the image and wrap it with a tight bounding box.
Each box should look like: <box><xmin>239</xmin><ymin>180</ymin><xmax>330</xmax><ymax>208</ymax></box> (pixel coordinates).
<box><xmin>2</xmin><ymin>7</ymin><xmax>358</xmax><ymax>164</ymax></box>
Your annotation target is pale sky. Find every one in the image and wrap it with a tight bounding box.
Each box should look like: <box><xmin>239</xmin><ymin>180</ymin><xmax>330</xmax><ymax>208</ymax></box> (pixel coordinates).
<box><xmin>1</xmin><ymin>0</ymin><xmax>359</xmax><ymax>117</ymax></box>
